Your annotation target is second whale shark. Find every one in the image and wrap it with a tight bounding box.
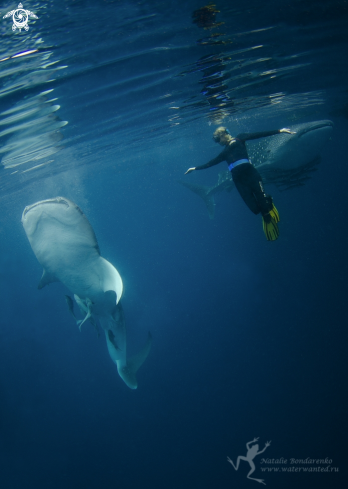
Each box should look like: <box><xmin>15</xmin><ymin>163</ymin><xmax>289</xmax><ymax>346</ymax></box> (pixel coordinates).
<box><xmin>180</xmin><ymin>120</ymin><xmax>333</xmax><ymax>218</ymax></box>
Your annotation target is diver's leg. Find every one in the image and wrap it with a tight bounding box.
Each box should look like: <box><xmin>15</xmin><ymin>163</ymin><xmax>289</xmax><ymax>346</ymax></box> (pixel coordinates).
<box><xmin>232</xmin><ymin>166</ymin><xmax>260</xmax><ymax>214</ymax></box>
<box><xmin>233</xmin><ymin>165</ymin><xmax>280</xmax><ymax>240</ymax></box>
<box><xmin>248</xmin><ymin>167</ymin><xmax>273</xmax><ymax>216</ymax></box>
<box><xmin>249</xmin><ymin>166</ymin><xmax>280</xmax><ymax>240</ymax></box>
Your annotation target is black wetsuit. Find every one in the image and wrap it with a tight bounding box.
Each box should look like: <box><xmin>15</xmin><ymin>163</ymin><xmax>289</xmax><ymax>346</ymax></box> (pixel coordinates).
<box><xmin>195</xmin><ymin>130</ymin><xmax>281</xmax><ymax>216</ymax></box>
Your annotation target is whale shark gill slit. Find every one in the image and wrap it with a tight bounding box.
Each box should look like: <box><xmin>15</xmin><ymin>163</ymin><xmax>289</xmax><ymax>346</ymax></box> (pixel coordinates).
<box><xmin>297</xmin><ymin>120</ymin><xmax>334</xmax><ymax>138</ymax></box>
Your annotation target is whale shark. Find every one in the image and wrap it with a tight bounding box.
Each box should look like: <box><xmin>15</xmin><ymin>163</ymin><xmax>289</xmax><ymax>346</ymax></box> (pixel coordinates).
<box><xmin>180</xmin><ymin>120</ymin><xmax>333</xmax><ymax>218</ymax></box>
<box><xmin>22</xmin><ymin>197</ymin><xmax>152</xmax><ymax>389</ymax></box>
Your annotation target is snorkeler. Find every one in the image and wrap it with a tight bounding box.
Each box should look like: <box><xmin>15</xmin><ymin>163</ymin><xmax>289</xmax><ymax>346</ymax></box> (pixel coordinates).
<box><xmin>227</xmin><ymin>438</ymin><xmax>271</xmax><ymax>485</ymax></box>
<box><xmin>185</xmin><ymin>126</ymin><xmax>295</xmax><ymax>240</ymax></box>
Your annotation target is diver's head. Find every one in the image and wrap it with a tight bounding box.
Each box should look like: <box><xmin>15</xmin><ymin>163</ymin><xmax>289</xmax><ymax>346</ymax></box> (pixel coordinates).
<box><xmin>213</xmin><ymin>126</ymin><xmax>231</xmax><ymax>145</ymax></box>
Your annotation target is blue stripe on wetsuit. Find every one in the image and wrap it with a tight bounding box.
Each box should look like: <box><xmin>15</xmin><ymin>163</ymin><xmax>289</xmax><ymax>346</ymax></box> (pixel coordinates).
<box><xmin>228</xmin><ymin>159</ymin><xmax>249</xmax><ymax>171</ymax></box>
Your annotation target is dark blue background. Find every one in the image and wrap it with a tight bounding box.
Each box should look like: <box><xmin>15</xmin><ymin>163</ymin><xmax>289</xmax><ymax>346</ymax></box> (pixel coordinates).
<box><xmin>0</xmin><ymin>116</ymin><xmax>347</xmax><ymax>488</ymax></box>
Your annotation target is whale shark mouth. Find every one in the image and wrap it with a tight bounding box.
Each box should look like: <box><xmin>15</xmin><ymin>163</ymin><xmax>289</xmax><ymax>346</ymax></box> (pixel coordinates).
<box><xmin>22</xmin><ymin>197</ymin><xmax>70</xmax><ymax>220</ymax></box>
<box><xmin>298</xmin><ymin>120</ymin><xmax>334</xmax><ymax>139</ymax></box>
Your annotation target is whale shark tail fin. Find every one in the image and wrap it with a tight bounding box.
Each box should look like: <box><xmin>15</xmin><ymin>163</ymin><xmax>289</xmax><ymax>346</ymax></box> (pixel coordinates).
<box><xmin>178</xmin><ymin>180</ymin><xmax>216</xmax><ymax>219</ymax></box>
<box><xmin>118</xmin><ymin>332</ymin><xmax>153</xmax><ymax>390</ymax></box>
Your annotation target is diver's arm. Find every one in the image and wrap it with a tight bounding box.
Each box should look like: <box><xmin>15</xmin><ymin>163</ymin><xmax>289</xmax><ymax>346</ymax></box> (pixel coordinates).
<box><xmin>185</xmin><ymin>153</ymin><xmax>225</xmax><ymax>174</ymax></box>
<box><xmin>237</xmin><ymin>128</ymin><xmax>294</xmax><ymax>141</ymax></box>
<box><xmin>195</xmin><ymin>153</ymin><xmax>226</xmax><ymax>170</ymax></box>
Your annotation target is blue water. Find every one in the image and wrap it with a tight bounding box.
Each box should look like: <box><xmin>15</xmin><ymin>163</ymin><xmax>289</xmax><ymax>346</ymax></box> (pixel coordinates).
<box><xmin>0</xmin><ymin>1</ymin><xmax>347</xmax><ymax>488</ymax></box>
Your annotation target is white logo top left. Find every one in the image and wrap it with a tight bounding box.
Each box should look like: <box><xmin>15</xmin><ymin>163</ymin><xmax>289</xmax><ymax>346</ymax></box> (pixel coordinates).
<box><xmin>3</xmin><ymin>3</ymin><xmax>38</xmax><ymax>32</ymax></box>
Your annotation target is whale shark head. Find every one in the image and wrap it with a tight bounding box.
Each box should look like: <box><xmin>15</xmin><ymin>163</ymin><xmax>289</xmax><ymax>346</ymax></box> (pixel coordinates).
<box><xmin>249</xmin><ymin>119</ymin><xmax>334</xmax><ymax>171</ymax></box>
<box><xmin>293</xmin><ymin>119</ymin><xmax>334</xmax><ymax>144</ymax></box>
<box><xmin>22</xmin><ymin>197</ymin><xmax>122</xmax><ymax>305</ymax></box>
<box><xmin>22</xmin><ymin>196</ymin><xmax>100</xmax><ymax>256</ymax></box>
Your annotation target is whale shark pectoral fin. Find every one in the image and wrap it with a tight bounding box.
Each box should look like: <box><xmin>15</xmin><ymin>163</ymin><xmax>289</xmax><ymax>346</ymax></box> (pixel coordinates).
<box><xmin>118</xmin><ymin>332</ymin><xmax>153</xmax><ymax>390</ymax></box>
<box><xmin>259</xmin><ymin>156</ymin><xmax>321</xmax><ymax>190</ymax></box>
<box><xmin>38</xmin><ymin>269</ymin><xmax>58</xmax><ymax>289</ymax></box>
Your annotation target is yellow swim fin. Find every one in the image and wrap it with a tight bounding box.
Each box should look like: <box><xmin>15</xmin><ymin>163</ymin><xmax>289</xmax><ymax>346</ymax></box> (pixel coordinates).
<box><xmin>269</xmin><ymin>204</ymin><xmax>280</xmax><ymax>223</ymax></box>
<box><xmin>262</xmin><ymin>215</ymin><xmax>279</xmax><ymax>241</ymax></box>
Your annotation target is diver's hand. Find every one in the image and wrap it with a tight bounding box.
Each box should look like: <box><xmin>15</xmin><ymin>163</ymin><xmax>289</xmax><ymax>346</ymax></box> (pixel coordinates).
<box><xmin>185</xmin><ymin>167</ymin><xmax>196</xmax><ymax>174</ymax></box>
<box><xmin>280</xmin><ymin>128</ymin><xmax>296</xmax><ymax>134</ymax></box>
<box><xmin>265</xmin><ymin>441</ymin><xmax>271</xmax><ymax>447</ymax></box>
